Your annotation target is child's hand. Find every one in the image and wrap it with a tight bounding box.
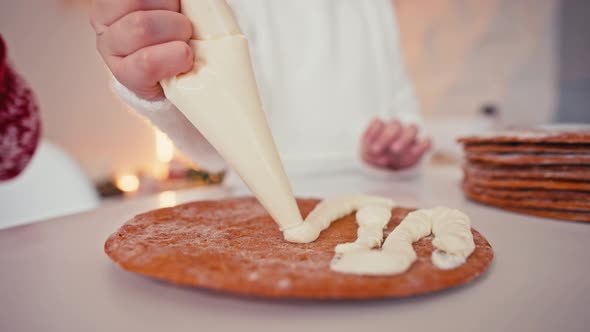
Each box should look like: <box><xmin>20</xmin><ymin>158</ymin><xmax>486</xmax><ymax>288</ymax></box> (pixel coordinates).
<box><xmin>90</xmin><ymin>0</ymin><xmax>194</xmax><ymax>100</ymax></box>
<box><xmin>360</xmin><ymin>118</ymin><xmax>432</xmax><ymax>170</ymax></box>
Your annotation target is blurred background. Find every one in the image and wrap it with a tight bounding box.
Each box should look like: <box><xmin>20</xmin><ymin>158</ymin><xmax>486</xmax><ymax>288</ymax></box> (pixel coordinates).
<box><xmin>0</xmin><ymin>0</ymin><xmax>588</xmax><ymax>221</ymax></box>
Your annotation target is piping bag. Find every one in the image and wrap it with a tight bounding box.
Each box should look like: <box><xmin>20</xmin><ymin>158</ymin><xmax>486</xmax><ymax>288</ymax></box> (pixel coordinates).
<box><xmin>160</xmin><ymin>0</ymin><xmax>303</xmax><ymax>231</ymax></box>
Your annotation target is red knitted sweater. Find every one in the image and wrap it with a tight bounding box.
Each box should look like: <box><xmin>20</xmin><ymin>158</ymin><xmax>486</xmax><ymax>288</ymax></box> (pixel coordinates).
<box><xmin>0</xmin><ymin>34</ymin><xmax>41</xmax><ymax>180</ymax></box>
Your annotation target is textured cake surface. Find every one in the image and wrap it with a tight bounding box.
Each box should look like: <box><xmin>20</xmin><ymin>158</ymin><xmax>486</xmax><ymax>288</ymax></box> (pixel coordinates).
<box><xmin>105</xmin><ymin>198</ymin><xmax>494</xmax><ymax>299</ymax></box>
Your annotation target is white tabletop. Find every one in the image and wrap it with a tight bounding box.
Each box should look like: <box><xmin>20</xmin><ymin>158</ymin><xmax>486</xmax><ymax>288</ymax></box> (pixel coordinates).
<box><xmin>1</xmin><ymin>166</ymin><xmax>589</xmax><ymax>332</ymax></box>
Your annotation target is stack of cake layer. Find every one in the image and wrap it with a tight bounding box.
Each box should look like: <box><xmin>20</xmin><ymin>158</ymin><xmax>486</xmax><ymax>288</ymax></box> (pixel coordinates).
<box><xmin>458</xmin><ymin>129</ymin><xmax>590</xmax><ymax>222</ymax></box>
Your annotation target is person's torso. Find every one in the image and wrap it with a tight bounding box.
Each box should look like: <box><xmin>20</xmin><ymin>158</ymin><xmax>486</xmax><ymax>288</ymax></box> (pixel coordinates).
<box><xmin>227</xmin><ymin>0</ymin><xmax>402</xmax><ymax>174</ymax></box>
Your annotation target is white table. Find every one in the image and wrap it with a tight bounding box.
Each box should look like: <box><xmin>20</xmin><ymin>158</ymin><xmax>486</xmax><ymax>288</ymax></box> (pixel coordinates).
<box><xmin>1</xmin><ymin>166</ymin><xmax>589</xmax><ymax>332</ymax></box>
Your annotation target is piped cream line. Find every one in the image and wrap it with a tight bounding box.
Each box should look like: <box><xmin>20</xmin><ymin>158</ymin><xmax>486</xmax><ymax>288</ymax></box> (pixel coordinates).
<box><xmin>334</xmin><ymin>206</ymin><xmax>392</xmax><ymax>253</ymax></box>
<box><xmin>282</xmin><ymin>194</ymin><xmax>396</xmax><ymax>243</ymax></box>
<box><xmin>287</xmin><ymin>195</ymin><xmax>476</xmax><ymax>276</ymax></box>
<box><xmin>430</xmin><ymin>207</ymin><xmax>475</xmax><ymax>269</ymax></box>
<box><xmin>331</xmin><ymin>209</ymin><xmax>433</xmax><ymax>275</ymax></box>
<box><xmin>332</xmin><ymin>206</ymin><xmax>475</xmax><ymax>275</ymax></box>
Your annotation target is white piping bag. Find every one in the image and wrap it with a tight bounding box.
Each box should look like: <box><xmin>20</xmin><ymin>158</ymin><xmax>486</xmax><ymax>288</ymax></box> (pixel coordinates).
<box><xmin>160</xmin><ymin>0</ymin><xmax>303</xmax><ymax>231</ymax></box>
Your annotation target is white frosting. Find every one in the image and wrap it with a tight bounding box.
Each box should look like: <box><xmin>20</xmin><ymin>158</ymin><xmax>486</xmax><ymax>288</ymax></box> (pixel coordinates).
<box><xmin>334</xmin><ymin>206</ymin><xmax>392</xmax><ymax>253</ymax></box>
<box><xmin>283</xmin><ymin>195</ymin><xmax>396</xmax><ymax>243</ymax></box>
<box><xmin>430</xmin><ymin>207</ymin><xmax>475</xmax><ymax>269</ymax></box>
<box><xmin>331</xmin><ymin>208</ymin><xmax>432</xmax><ymax>275</ymax></box>
<box><xmin>431</xmin><ymin>250</ymin><xmax>467</xmax><ymax>270</ymax></box>
<box><xmin>284</xmin><ymin>195</ymin><xmax>476</xmax><ymax>276</ymax></box>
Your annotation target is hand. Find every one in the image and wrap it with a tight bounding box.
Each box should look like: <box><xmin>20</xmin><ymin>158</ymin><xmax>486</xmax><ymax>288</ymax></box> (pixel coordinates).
<box><xmin>360</xmin><ymin>118</ymin><xmax>432</xmax><ymax>170</ymax></box>
<box><xmin>90</xmin><ymin>0</ymin><xmax>194</xmax><ymax>100</ymax></box>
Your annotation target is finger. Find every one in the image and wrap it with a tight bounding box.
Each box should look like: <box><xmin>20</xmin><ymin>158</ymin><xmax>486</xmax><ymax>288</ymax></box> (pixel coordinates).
<box><xmin>91</xmin><ymin>0</ymin><xmax>180</xmax><ymax>29</ymax></box>
<box><xmin>362</xmin><ymin>118</ymin><xmax>385</xmax><ymax>145</ymax></box>
<box><xmin>410</xmin><ymin>138</ymin><xmax>432</xmax><ymax>157</ymax></box>
<box><xmin>99</xmin><ymin>10</ymin><xmax>192</xmax><ymax>57</ymax></box>
<box><xmin>396</xmin><ymin>139</ymin><xmax>432</xmax><ymax>169</ymax></box>
<box><xmin>390</xmin><ymin>124</ymin><xmax>418</xmax><ymax>154</ymax></box>
<box><xmin>362</xmin><ymin>150</ymin><xmax>390</xmax><ymax>168</ymax></box>
<box><xmin>109</xmin><ymin>40</ymin><xmax>193</xmax><ymax>100</ymax></box>
<box><xmin>371</xmin><ymin>120</ymin><xmax>402</xmax><ymax>154</ymax></box>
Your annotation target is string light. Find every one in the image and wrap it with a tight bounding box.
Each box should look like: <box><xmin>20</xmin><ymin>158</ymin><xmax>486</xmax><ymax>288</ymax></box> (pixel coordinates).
<box><xmin>115</xmin><ymin>174</ymin><xmax>140</xmax><ymax>193</ymax></box>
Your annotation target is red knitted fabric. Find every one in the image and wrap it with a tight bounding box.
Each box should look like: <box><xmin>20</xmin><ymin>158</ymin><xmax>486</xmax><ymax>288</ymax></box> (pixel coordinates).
<box><xmin>0</xmin><ymin>35</ymin><xmax>41</xmax><ymax>180</ymax></box>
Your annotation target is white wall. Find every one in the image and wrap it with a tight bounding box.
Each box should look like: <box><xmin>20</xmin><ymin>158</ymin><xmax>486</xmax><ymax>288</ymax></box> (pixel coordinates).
<box><xmin>396</xmin><ymin>0</ymin><xmax>559</xmax><ymax>125</ymax></box>
<box><xmin>0</xmin><ymin>0</ymin><xmax>158</xmax><ymax>181</ymax></box>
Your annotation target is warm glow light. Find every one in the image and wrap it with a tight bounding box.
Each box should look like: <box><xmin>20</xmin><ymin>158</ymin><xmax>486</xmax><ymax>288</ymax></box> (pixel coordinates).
<box><xmin>155</xmin><ymin>129</ymin><xmax>175</xmax><ymax>163</ymax></box>
<box><xmin>115</xmin><ymin>174</ymin><xmax>140</xmax><ymax>193</ymax></box>
<box><xmin>158</xmin><ymin>191</ymin><xmax>178</xmax><ymax>208</ymax></box>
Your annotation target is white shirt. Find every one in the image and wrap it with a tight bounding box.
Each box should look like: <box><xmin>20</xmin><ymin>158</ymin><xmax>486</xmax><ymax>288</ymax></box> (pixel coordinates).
<box><xmin>228</xmin><ymin>0</ymin><xmax>420</xmax><ymax>174</ymax></box>
<box><xmin>115</xmin><ymin>0</ymin><xmax>421</xmax><ymax>178</ymax></box>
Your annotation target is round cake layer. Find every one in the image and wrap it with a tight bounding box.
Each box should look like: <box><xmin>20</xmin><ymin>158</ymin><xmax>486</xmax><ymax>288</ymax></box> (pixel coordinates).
<box><xmin>105</xmin><ymin>198</ymin><xmax>494</xmax><ymax>299</ymax></box>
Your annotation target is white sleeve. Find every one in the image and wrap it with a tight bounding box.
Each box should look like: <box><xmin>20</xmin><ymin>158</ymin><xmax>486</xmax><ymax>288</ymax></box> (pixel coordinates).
<box><xmin>360</xmin><ymin>1</ymin><xmax>430</xmax><ymax>178</ymax></box>
<box><xmin>112</xmin><ymin>79</ymin><xmax>227</xmax><ymax>173</ymax></box>
<box><xmin>385</xmin><ymin>72</ymin><xmax>432</xmax><ymax>178</ymax></box>
<box><xmin>389</xmin><ymin>77</ymin><xmax>423</xmax><ymax>127</ymax></box>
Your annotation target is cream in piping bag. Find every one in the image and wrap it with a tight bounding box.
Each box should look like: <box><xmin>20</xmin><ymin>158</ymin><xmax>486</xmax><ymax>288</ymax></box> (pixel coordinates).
<box><xmin>160</xmin><ymin>0</ymin><xmax>302</xmax><ymax>230</ymax></box>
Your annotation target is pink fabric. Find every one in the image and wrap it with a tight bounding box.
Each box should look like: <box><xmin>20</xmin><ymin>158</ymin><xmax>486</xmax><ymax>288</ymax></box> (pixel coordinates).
<box><xmin>0</xmin><ymin>34</ymin><xmax>41</xmax><ymax>180</ymax></box>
